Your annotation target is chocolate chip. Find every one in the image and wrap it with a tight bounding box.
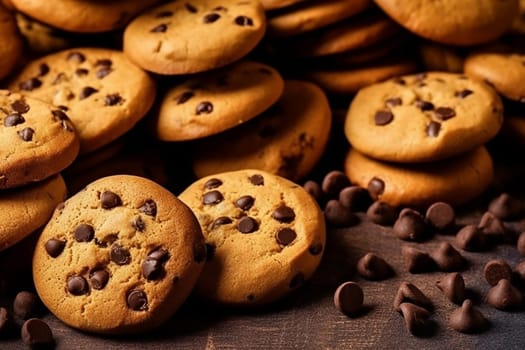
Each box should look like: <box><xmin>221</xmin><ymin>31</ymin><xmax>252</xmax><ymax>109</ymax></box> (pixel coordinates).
<box><xmin>94</xmin><ymin>234</ymin><xmax>117</xmax><ymax>248</ymax></box>
<box><xmin>426</xmin><ymin>121</ymin><xmax>441</xmax><ymax>137</ymax></box>
<box><xmin>100</xmin><ymin>191</ymin><xmax>122</xmax><ymax>209</ymax></box>
<box><xmin>324</xmin><ymin>199</ymin><xmax>358</xmax><ymax>227</ymax></box>
<box><xmin>104</xmin><ymin>93</ymin><xmax>123</xmax><ymax>106</ymax></box>
<box><xmin>21</xmin><ymin>318</ymin><xmax>54</xmax><ymax>347</ymax></box>
<box><xmin>13</xmin><ymin>291</ymin><xmax>39</xmax><ymax>320</ymax></box>
<box><xmin>249</xmin><ymin>174</ymin><xmax>264</xmax><ymax>185</ymax></box>
<box><xmin>194</xmin><ymin>242</ymin><xmax>207</xmax><ymax>262</ymax></box>
<box><xmin>204</xmin><ymin>178</ymin><xmax>222</xmax><ymax>189</ymax></box>
<box><xmin>374</xmin><ymin>110</ymin><xmax>393</xmax><ymax>126</ymax></box>
<box><xmin>38</xmin><ymin>63</ymin><xmax>49</xmax><ymax>77</ymax></box>
<box><xmin>79</xmin><ymin>86</ymin><xmax>98</xmax><ymax>100</ymax></box>
<box><xmin>210</xmin><ymin>216</ymin><xmax>232</xmax><ymax>229</ymax></box>
<box><xmin>455</xmin><ymin>89</ymin><xmax>473</xmax><ymax>98</ymax></box>
<box><xmin>488</xmin><ymin>192</ymin><xmax>523</xmax><ymax>220</ymax></box>
<box><xmin>436</xmin><ymin>272</ymin><xmax>465</xmax><ymax>304</ymax></box>
<box><xmin>52</xmin><ymin>72</ymin><xmax>67</xmax><ymax>85</ymax></box>
<box><xmin>356</xmin><ymin>253</ymin><xmax>393</xmax><ymax>281</ymax></box>
<box><xmin>486</xmin><ymin>279</ymin><xmax>523</xmax><ymax>310</ymax></box>
<box><xmin>435</xmin><ymin>107</ymin><xmax>456</xmax><ymax>121</ymax></box>
<box><xmin>393</xmin><ymin>209</ymin><xmax>427</xmax><ymax>241</ymax></box>
<box><xmin>366</xmin><ymin>201</ymin><xmax>397</xmax><ymax>226</ymax></box>
<box><xmin>151</xmin><ymin>23</ymin><xmax>168</xmax><ymax>32</ymax></box>
<box><xmin>156</xmin><ymin>10</ymin><xmax>174</xmax><ymax>17</ymax></box>
<box><xmin>272</xmin><ymin>205</ymin><xmax>295</xmax><ymax>223</ymax></box>
<box><xmin>185</xmin><ymin>3</ymin><xmax>197</xmax><ymax>13</ymax></box>
<box><xmin>367</xmin><ymin>177</ymin><xmax>384</xmax><ymax>199</ymax></box>
<box><xmin>425</xmin><ymin>202</ymin><xmax>455</xmax><ymax>231</ymax></box>
<box><xmin>139</xmin><ymin>199</ymin><xmax>157</xmax><ymax>217</ymax></box>
<box><xmin>110</xmin><ymin>244</ymin><xmax>131</xmax><ymax>265</ymax></box>
<box><xmin>309</xmin><ymin>243</ymin><xmax>323</xmax><ymax>255</ymax></box>
<box><xmin>517</xmin><ymin>232</ymin><xmax>525</xmax><ymax>255</ymax></box>
<box><xmin>203</xmin><ymin>13</ymin><xmax>220</xmax><ymax>23</ymax></box>
<box><xmin>385</xmin><ymin>97</ymin><xmax>402</xmax><ymax>108</ymax></box>
<box><xmin>127</xmin><ymin>289</ymin><xmax>148</xmax><ymax>311</ymax></box>
<box><xmin>196</xmin><ymin>101</ymin><xmax>213</xmax><ymax>115</ymax></box>
<box><xmin>17</xmin><ymin>127</ymin><xmax>34</xmax><ymax>141</ymax></box>
<box><xmin>449</xmin><ymin>299</ymin><xmax>489</xmax><ymax>334</ymax></box>
<box><xmin>176</xmin><ymin>91</ymin><xmax>195</xmax><ymax>104</ymax></box>
<box><xmin>4</xmin><ymin>113</ymin><xmax>25</xmax><ymax>127</ymax></box>
<box><xmin>334</xmin><ymin>281</ymin><xmax>363</xmax><ymax>315</ymax></box>
<box><xmin>97</xmin><ymin>67</ymin><xmax>112</xmax><ymax>79</ymax></box>
<box><xmin>236</xmin><ymin>195</ymin><xmax>254</xmax><ymax>210</ymax></box>
<box><xmin>75</xmin><ymin>68</ymin><xmax>89</xmax><ymax>76</ymax></box>
<box><xmin>430</xmin><ymin>242</ymin><xmax>466</xmax><ymax>272</ymax></box>
<box><xmin>289</xmin><ymin>272</ymin><xmax>305</xmax><ymax>288</ymax></box>
<box><xmin>19</xmin><ymin>77</ymin><xmax>42</xmax><ymax>91</ymax></box>
<box><xmin>398</xmin><ymin>303</ymin><xmax>431</xmax><ymax>336</ymax></box>
<box><xmin>51</xmin><ymin>109</ymin><xmax>74</xmax><ymax>131</ymax></box>
<box><xmin>401</xmin><ymin>245</ymin><xmax>436</xmax><ymax>274</ymax></box>
<box><xmin>237</xmin><ymin>216</ymin><xmax>258</xmax><ymax>233</ymax></box>
<box><xmin>303</xmin><ymin>180</ymin><xmax>323</xmax><ymax>202</ymax></box>
<box><xmin>44</xmin><ymin>239</ymin><xmax>66</xmax><ymax>258</ymax></box>
<box><xmin>0</xmin><ymin>307</ymin><xmax>11</xmax><ymax>334</ymax></box>
<box><xmin>415</xmin><ymin>100</ymin><xmax>434</xmax><ymax>111</ymax></box>
<box><xmin>67</xmin><ymin>276</ymin><xmax>89</xmax><ymax>295</ymax></box>
<box><xmin>339</xmin><ymin>186</ymin><xmax>372</xmax><ymax>212</ymax></box>
<box><xmin>74</xmin><ymin>223</ymin><xmax>95</xmax><ymax>242</ymax></box>
<box><xmin>67</xmin><ymin>51</ymin><xmax>85</xmax><ymax>63</ymax></box>
<box><xmin>90</xmin><ymin>269</ymin><xmax>109</xmax><ymax>290</ymax></box>
<box><xmin>94</xmin><ymin>59</ymin><xmax>112</xmax><ymax>67</ymax></box>
<box><xmin>321</xmin><ymin>170</ymin><xmax>351</xmax><ymax>196</ymax></box>
<box><xmin>483</xmin><ymin>259</ymin><xmax>512</xmax><ymax>286</ymax></box>
<box><xmin>478</xmin><ymin>211</ymin><xmax>507</xmax><ymax>244</ymax></box>
<box><xmin>11</xmin><ymin>99</ymin><xmax>30</xmax><ymax>113</ymax></box>
<box><xmin>202</xmin><ymin>190</ymin><xmax>223</xmax><ymax>205</ymax></box>
<box><xmin>393</xmin><ymin>281</ymin><xmax>433</xmax><ymax>312</ymax></box>
<box><xmin>455</xmin><ymin>224</ymin><xmax>487</xmax><ymax>251</ymax></box>
<box><xmin>132</xmin><ymin>216</ymin><xmax>145</xmax><ymax>231</ymax></box>
<box><xmin>276</xmin><ymin>228</ymin><xmax>296</xmax><ymax>246</ymax></box>
<box><xmin>234</xmin><ymin>15</ymin><xmax>253</xmax><ymax>26</ymax></box>
<box><xmin>149</xmin><ymin>248</ymin><xmax>170</xmax><ymax>262</ymax></box>
<box><xmin>142</xmin><ymin>258</ymin><xmax>164</xmax><ymax>280</ymax></box>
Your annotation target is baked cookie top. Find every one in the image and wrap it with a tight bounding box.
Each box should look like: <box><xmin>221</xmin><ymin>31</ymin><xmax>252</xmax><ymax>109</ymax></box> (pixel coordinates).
<box><xmin>0</xmin><ymin>90</ymin><xmax>79</xmax><ymax>189</ymax></box>
<box><xmin>179</xmin><ymin>169</ymin><xmax>326</xmax><ymax>306</ymax></box>
<box><xmin>0</xmin><ymin>2</ymin><xmax>24</xmax><ymax>80</ymax></box>
<box><xmin>8</xmin><ymin>48</ymin><xmax>156</xmax><ymax>154</ymax></box>
<box><xmin>344</xmin><ymin>72</ymin><xmax>503</xmax><ymax>163</ymax></box>
<box><xmin>32</xmin><ymin>175</ymin><xmax>206</xmax><ymax>334</ymax></box>
<box><xmin>373</xmin><ymin>0</ymin><xmax>519</xmax><ymax>46</ymax></box>
<box><xmin>154</xmin><ymin>60</ymin><xmax>284</xmax><ymax>141</ymax></box>
<box><xmin>123</xmin><ymin>0</ymin><xmax>266</xmax><ymax>75</ymax></box>
<box><xmin>0</xmin><ymin>174</ymin><xmax>66</xmax><ymax>251</ymax></box>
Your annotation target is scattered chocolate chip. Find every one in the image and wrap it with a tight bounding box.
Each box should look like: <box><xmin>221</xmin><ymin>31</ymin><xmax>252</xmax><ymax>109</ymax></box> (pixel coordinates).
<box><xmin>385</xmin><ymin>97</ymin><xmax>402</xmax><ymax>108</ymax></box>
<box><xmin>449</xmin><ymin>299</ymin><xmax>489</xmax><ymax>334</ymax></box>
<box><xmin>151</xmin><ymin>23</ymin><xmax>168</xmax><ymax>32</ymax></box>
<box><xmin>488</xmin><ymin>192</ymin><xmax>523</xmax><ymax>220</ymax></box>
<box><xmin>436</xmin><ymin>272</ymin><xmax>465</xmax><ymax>304</ymax></box>
<box><xmin>339</xmin><ymin>186</ymin><xmax>372</xmax><ymax>212</ymax></box>
<box><xmin>426</xmin><ymin>121</ymin><xmax>441</xmax><ymax>137</ymax></box>
<box><xmin>455</xmin><ymin>224</ymin><xmax>487</xmax><ymax>251</ymax></box>
<box><xmin>90</xmin><ymin>269</ymin><xmax>110</xmax><ymax>290</ymax></box>
<box><xmin>321</xmin><ymin>170</ymin><xmax>351</xmax><ymax>196</ymax></box>
<box><xmin>334</xmin><ymin>281</ymin><xmax>363</xmax><ymax>315</ymax></box>
<box><xmin>127</xmin><ymin>289</ymin><xmax>148</xmax><ymax>311</ymax></box>
<box><xmin>249</xmin><ymin>174</ymin><xmax>264</xmax><ymax>185</ymax></box>
<box><xmin>367</xmin><ymin>177</ymin><xmax>384</xmax><ymax>199</ymax></box>
<box><xmin>356</xmin><ymin>253</ymin><xmax>393</xmax><ymax>280</ymax></box>
<box><xmin>309</xmin><ymin>243</ymin><xmax>323</xmax><ymax>255</ymax></box>
<box><xmin>398</xmin><ymin>302</ymin><xmax>431</xmax><ymax>336</ymax></box>
<box><xmin>75</xmin><ymin>68</ymin><xmax>89</xmax><ymax>76</ymax></box>
<box><xmin>237</xmin><ymin>216</ymin><xmax>258</xmax><ymax>233</ymax></box>
<box><xmin>110</xmin><ymin>244</ymin><xmax>131</xmax><ymax>265</ymax></box>
<box><xmin>13</xmin><ymin>291</ymin><xmax>39</xmax><ymax>320</ymax></box>
<box><xmin>393</xmin><ymin>281</ymin><xmax>433</xmax><ymax>312</ymax></box>
<box><xmin>517</xmin><ymin>232</ymin><xmax>525</xmax><ymax>255</ymax></box>
<box><xmin>486</xmin><ymin>279</ymin><xmax>523</xmax><ymax>310</ymax></box>
<box><xmin>425</xmin><ymin>202</ymin><xmax>455</xmax><ymax>231</ymax></box>
<box><xmin>276</xmin><ymin>228</ymin><xmax>296</xmax><ymax>246</ymax></box>
<box><xmin>430</xmin><ymin>242</ymin><xmax>466</xmax><ymax>272</ymax></box>
<box><xmin>0</xmin><ymin>307</ymin><xmax>11</xmax><ymax>334</ymax></box>
<box><xmin>303</xmin><ymin>180</ymin><xmax>323</xmax><ymax>202</ymax></box>
<box><xmin>38</xmin><ymin>63</ymin><xmax>49</xmax><ymax>77</ymax></box>
<box><xmin>366</xmin><ymin>201</ymin><xmax>397</xmax><ymax>226</ymax></box>
<box><xmin>374</xmin><ymin>110</ymin><xmax>394</xmax><ymax>126</ymax></box>
<box><xmin>67</xmin><ymin>51</ymin><xmax>85</xmax><ymax>63</ymax></box>
<box><xmin>194</xmin><ymin>243</ymin><xmax>207</xmax><ymax>262</ymax></box>
<box><xmin>11</xmin><ymin>99</ymin><xmax>30</xmax><ymax>113</ymax></box>
<box><xmin>100</xmin><ymin>191</ymin><xmax>122</xmax><ymax>209</ymax></box>
<box><xmin>67</xmin><ymin>276</ymin><xmax>89</xmax><ymax>295</ymax></box>
<box><xmin>234</xmin><ymin>15</ymin><xmax>253</xmax><ymax>26</ymax></box>
<box><xmin>19</xmin><ymin>77</ymin><xmax>42</xmax><ymax>91</ymax></box>
<box><xmin>434</xmin><ymin>107</ymin><xmax>456</xmax><ymax>121</ymax></box>
<box><xmin>289</xmin><ymin>272</ymin><xmax>305</xmax><ymax>288</ymax></box>
<box><xmin>139</xmin><ymin>199</ymin><xmax>157</xmax><ymax>217</ymax></box>
<box><xmin>324</xmin><ymin>199</ymin><xmax>358</xmax><ymax>227</ymax></box>
<box><xmin>415</xmin><ymin>100</ymin><xmax>434</xmax><ymax>111</ymax></box>
<box><xmin>142</xmin><ymin>258</ymin><xmax>164</xmax><ymax>280</ymax></box>
<box><xmin>401</xmin><ymin>245</ymin><xmax>436</xmax><ymax>274</ymax></box>
<box><xmin>74</xmin><ymin>223</ymin><xmax>95</xmax><ymax>242</ymax></box>
<box><xmin>203</xmin><ymin>190</ymin><xmax>223</xmax><ymax>205</ymax></box>
<box><xmin>17</xmin><ymin>127</ymin><xmax>34</xmax><ymax>141</ymax></box>
<box><xmin>272</xmin><ymin>205</ymin><xmax>295</xmax><ymax>223</ymax></box>
<box><xmin>204</xmin><ymin>178</ymin><xmax>222</xmax><ymax>189</ymax></box>
<box><xmin>44</xmin><ymin>239</ymin><xmax>66</xmax><ymax>258</ymax></box>
<box><xmin>79</xmin><ymin>86</ymin><xmax>98</xmax><ymax>100</ymax></box>
<box><xmin>104</xmin><ymin>93</ymin><xmax>123</xmax><ymax>106</ymax></box>
<box><xmin>185</xmin><ymin>3</ymin><xmax>197</xmax><ymax>13</ymax></box>
<box><xmin>203</xmin><ymin>13</ymin><xmax>220</xmax><ymax>23</ymax></box>
<box><xmin>4</xmin><ymin>113</ymin><xmax>25</xmax><ymax>127</ymax></box>
<box><xmin>484</xmin><ymin>259</ymin><xmax>512</xmax><ymax>286</ymax></box>
<box><xmin>196</xmin><ymin>101</ymin><xmax>213</xmax><ymax>115</ymax></box>
<box><xmin>478</xmin><ymin>211</ymin><xmax>507</xmax><ymax>244</ymax></box>
<box><xmin>393</xmin><ymin>209</ymin><xmax>427</xmax><ymax>241</ymax></box>
<box><xmin>455</xmin><ymin>89</ymin><xmax>473</xmax><ymax>98</ymax></box>
<box><xmin>21</xmin><ymin>318</ymin><xmax>54</xmax><ymax>347</ymax></box>
<box><xmin>236</xmin><ymin>195</ymin><xmax>254</xmax><ymax>211</ymax></box>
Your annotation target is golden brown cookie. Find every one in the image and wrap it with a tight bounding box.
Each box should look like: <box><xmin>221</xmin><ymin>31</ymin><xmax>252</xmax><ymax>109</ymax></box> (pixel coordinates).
<box><xmin>344</xmin><ymin>146</ymin><xmax>494</xmax><ymax>208</ymax></box>
<box><xmin>32</xmin><ymin>175</ymin><xmax>206</xmax><ymax>334</ymax></box>
<box><xmin>191</xmin><ymin>79</ymin><xmax>331</xmax><ymax>182</ymax></box>
<box><xmin>153</xmin><ymin>60</ymin><xmax>284</xmax><ymax>141</ymax></box>
<box><xmin>123</xmin><ymin>0</ymin><xmax>266</xmax><ymax>75</ymax></box>
<box><xmin>179</xmin><ymin>169</ymin><xmax>326</xmax><ymax>306</ymax></box>
<box><xmin>344</xmin><ymin>72</ymin><xmax>503</xmax><ymax>163</ymax></box>
<box><xmin>8</xmin><ymin>47</ymin><xmax>156</xmax><ymax>154</ymax></box>
<box><xmin>418</xmin><ymin>42</ymin><xmax>466</xmax><ymax>73</ymax></box>
<box><xmin>0</xmin><ymin>3</ymin><xmax>24</xmax><ymax>81</ymax></box>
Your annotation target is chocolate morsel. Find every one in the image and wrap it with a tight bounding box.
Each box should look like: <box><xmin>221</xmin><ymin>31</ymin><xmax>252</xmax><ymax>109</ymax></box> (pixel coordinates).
<box><xmin>21</xmin><ymin>318</ymin><xmax>54</xmax><ymax>346</ymax></box>
<box><xmin>334</xmin><ymin>281</ymin><xmax>363</xmax><ymax>315</ymax></box>
<box><xmin>435</xmin><ymin>272</ymin><xmax>465</xmax><ymax>304</ymax></box>
<box><xmin>483</xmin><ymin>259</ymin><xmax>512</xmax><ymax>286</ymax></box>
<box><xmin>449</xmin><ymin>299</ymin><xmax>489</xmax><ymax>334</ymax></box>
<box><xmin>356</xmin><ymin>253</ymin><xmax>393</xmax><ymax>281</ymax></box>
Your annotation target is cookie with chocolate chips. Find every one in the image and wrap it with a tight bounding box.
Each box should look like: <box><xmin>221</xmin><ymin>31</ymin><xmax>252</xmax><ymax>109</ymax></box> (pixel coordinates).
<box><xmin>190</xmin><ymin>79</ymin><xmax>331</xmax><ymax>182</ymax></box>
<box><xmin>32</xmin><ymin>175</ymin><xmax>206</xmax><ymax>334</ymax></box>
<box><xmin>154</xmin><ymin>60</ymin><xmax>284</xmax><ymax>141</ymax></box>
<box><xmin>345</xmin><ymin>72</ymin><xmax>503</xmax><ymax>163</ymax></box>
<box><xmin>344</xmin><ymin>146</ymin><xmax>493</xmax><ymax>208</ymax></box>
<box><xmin>179</xmin><ymin>169</ymin><xmax>326</xmax><ymax>306</ymax></box>
<box><xmin>123</xmin><ymin>0</ymin><xmax>266</xmax><ymax>75</ymax></box>
<box><xmin>0</xmin><ymin>2</ymin><xmax>24</xmax><ymax>80</ymax></box>
<box><xmin>0</xmin><ymin>90</ymin><xmax>79</xmax><ymax>189</ymax></box>
<box><xmin>8</xmin><ymin>48</ymin><xmax>156</xmax><ymax>154</ymax></box>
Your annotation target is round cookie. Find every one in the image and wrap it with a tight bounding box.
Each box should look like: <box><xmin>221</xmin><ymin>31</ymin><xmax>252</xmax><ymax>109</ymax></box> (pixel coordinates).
<box><xmin>191</xmin><ymin>79</ymin><xmax>331</xmax><ymax>182</ymax></box>
<box><xmin>267</xmin><ymin>0</ymin><xmax>372</xmax><ymax>37</ymax></box>
<box><xmin>373</xmin><ymin>0</ymin><xmax>519</xmax><ymax>46</ymax></box>
<box><xmin>0</xmin><ymin>174</ymin><xmax>66</xmax><ymax>251</ymax></box>
<box><xmin>32</xmin><ymin>175</ymin><xmax>206</xmax><ymax>334</ymax></box>
<box><xmin>464</xmin><ymin>48</ymin><xmax>525</xmax><ymax>102</ymax></box>
<box><xmin>10</xmin><ymin>0</ymin><xmax>162</xmax><ymax>33</ymax></box>
<box><xmin>344</xmin><ymin>146</ymin><xmax>494</xmax><ymax>208</ymax></box>
<box><xmin>178</xmin><ymin>169</ymin><xmax>326</xmax><ymax>306</ymax></box>
<box><xmin>0</xmin><ymin>3</ymin><xmax>24</xmax><ymax>81</ymax></box>
<box><xmin>344</xmin><ymin>72</ymin><xmax>503</xmax><ymax>163</ymax></box>
<box><xmin>0</xmin><ymin>90</ymin><xmax>79</xmax><ymax>189</ymax></box>
<box><xmin>123</xmin><ymin>0</ymin><xmax>266</xmax><ymax>75</ymax></box>
<box><xmin>8</xmin><ymin>47</ymin><xmax>156</xmax><ymax>154</ymax></box>
<box><xmin>154</xmin><ymin>60</ymin><xmax>284</xmax><ymax>141</ymax></box>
